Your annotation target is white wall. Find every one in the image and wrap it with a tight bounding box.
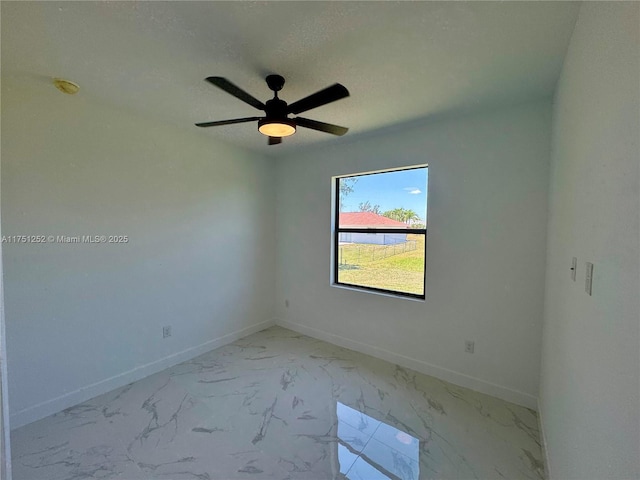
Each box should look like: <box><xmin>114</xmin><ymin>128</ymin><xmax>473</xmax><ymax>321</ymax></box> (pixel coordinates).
<box><xmin>1</xmin><ymin>74</ymin><xmax>276</xmax><ymax>428</ymax></box>
<box><xmin>539</xmin><ymin>3</ymin><xmax>640</xmax><ymax>479</ymax></box>
<box><xmin>275</xmin><ymin>101</ymin><xmax>551</xmax><ymax>409</ymax></box>
<box><xmin>0</xmin><ymin>216</ymin><xmax>12</xmax><ymax>479</ymax></box>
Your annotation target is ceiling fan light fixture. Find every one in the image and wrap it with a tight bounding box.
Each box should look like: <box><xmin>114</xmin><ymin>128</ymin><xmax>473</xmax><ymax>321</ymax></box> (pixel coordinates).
<box><xmin>258</xmin><ymin>118</ymin><xmax>296</xmax><ymax>137</ymax></box>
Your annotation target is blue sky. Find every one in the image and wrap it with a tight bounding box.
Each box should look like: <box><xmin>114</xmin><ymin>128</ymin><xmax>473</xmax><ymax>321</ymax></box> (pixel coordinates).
<box><xmin>341</xmin><ymin>167</ymin><xmax>428</xmax><ymax>221</ymax></box>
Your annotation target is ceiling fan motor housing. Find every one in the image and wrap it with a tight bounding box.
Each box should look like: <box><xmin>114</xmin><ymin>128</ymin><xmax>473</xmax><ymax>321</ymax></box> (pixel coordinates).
<box><xmin>264</xmin><ymin>75</ymin><xmax>290</xmax><ymax>122</ymax></box>
<box><xmin>264</xmin><ymin>97</ymin><xmax>288</xmax><ymax>119</ymax></box>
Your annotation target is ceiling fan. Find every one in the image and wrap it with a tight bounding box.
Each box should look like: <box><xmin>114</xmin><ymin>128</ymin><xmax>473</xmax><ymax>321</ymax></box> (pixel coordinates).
<box><xmin>195</xmin><ymin>75</ymin><xmax>350</xmax><ymax>145</ymax></box>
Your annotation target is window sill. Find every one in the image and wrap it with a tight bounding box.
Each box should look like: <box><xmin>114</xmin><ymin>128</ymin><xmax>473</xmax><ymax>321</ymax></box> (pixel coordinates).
<box><xmin>331</xmin><ymin>283</ymin><xmax>425</xmax><ymax>302</ymax></box>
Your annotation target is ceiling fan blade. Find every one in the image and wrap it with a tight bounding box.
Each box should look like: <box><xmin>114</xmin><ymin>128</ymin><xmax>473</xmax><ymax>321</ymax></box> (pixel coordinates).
<box><xmin>268</xmin><ymin>136</ymin><xmax>282</xmax><ymax>145</ymax></box>
<box><xmin>295</xmin><ymin>117</ymin><xmax>349</xmax><ymax>136</ymax></box>
<box><xmin>205</xmin><ymin>77</ymin><xmax>266</xmax><ymax>111</ymax></box>
<box><xmin>287</xmin><ymin>84</ymin><xmax>350</xmax><ymax>115</ymax></box>
<box><xmin>195</xmin><ymin>117</ymin><xmax>261</xmax><ymax>128</ymax></box>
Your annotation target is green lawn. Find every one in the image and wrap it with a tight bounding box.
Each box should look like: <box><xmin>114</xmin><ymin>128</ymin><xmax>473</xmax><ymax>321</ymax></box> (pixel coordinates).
<box><xmin>338</xmin><ymin>234</ymin><xmax>425</xmax><ymax>295</ymax></box>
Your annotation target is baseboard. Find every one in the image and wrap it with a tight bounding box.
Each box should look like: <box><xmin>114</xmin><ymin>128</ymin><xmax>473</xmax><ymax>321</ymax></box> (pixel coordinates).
<box><xmin>11</xmin><ymin>319</ymin><xmax>276</xmax><ymax>430</ymax></box>
<box><xmin>537</xmin><ymin>399</ymin><xmax>552</xmax><ymax>479</ymax></box>
<box><xmin>276</xmin><ymin>318</ymin><xmax>538</xmax><ymax>410</ymax></box>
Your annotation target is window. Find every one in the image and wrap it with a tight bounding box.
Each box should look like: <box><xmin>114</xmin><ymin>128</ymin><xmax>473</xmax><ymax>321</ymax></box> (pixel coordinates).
<box><xmin>334</xmin><ymin>166</ymin><xmax>428</xmax><ymax>299</ymax></box>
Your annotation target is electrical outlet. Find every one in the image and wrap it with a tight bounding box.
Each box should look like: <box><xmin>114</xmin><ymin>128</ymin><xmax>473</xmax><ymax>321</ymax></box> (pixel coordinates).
<box><xmin>465</xmin><ymin>340</ymin><xmax>475</xmax><ymax>354</ymax></box>
<box><xmin>163</xmin><ymin>326</ymin><xmax>172</xmax><ymax>338</ymax></box>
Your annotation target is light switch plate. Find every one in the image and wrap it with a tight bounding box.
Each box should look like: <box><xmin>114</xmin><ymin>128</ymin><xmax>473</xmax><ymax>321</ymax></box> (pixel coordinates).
<box><xmin>571</xmin><ymin>257</ymin><xmax>577</xmax><ymax>281</ymax></box>
<box><xmin>585</xmin><ymin>262</ymin><xmax>594</xmax><ymax>295</ymax></box>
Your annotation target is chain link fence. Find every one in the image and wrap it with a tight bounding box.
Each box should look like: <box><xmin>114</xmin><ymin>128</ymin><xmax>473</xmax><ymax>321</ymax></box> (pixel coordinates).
<box><xmin>338</xmin><ymin>240</ymin><xmax>417</xmax><ymax>266</ymax></box>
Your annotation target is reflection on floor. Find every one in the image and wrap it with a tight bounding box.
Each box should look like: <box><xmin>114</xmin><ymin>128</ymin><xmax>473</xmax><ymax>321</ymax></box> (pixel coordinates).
<box><xmin>12</xmin><ymin>326</ymin><xmax>545</xmax><ymax>479</ymax></box>
<box><xmin>337</xmin><ymin>402</ymin><xmax>420</xmax><ymax>479</ymax></box>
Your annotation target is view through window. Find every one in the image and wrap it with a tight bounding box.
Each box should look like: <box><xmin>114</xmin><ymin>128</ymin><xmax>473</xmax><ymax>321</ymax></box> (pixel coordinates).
<box><xmin>334</xmin><ymin>166</ymin><xmax>428</xmax><ymax>298</ymax></box>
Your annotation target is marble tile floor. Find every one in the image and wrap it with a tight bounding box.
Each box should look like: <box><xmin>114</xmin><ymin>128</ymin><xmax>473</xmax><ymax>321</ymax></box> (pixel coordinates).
<box><xmin>12</xmin><ymin>326</ymin><xmax>545</xmax><ymax>480</ymax></box>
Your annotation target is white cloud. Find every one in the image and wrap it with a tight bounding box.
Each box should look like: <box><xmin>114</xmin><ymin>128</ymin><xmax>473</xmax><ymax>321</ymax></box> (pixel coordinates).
<box><xmin>403</xmin><ymin>187</ymin><xmax>422</xmax><ymax>194</ymax></box>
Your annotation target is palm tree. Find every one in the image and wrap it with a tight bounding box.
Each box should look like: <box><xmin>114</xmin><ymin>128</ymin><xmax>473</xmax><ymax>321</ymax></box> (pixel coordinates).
<box><xmin>383</xmin><ymin>207</ymin><xmax>420</xmax><ymax>225</ymax></box>
<box><xmin>403</xmin><ymin>209</ymin><xmax>420</xmax><ymax>225</ymax></box>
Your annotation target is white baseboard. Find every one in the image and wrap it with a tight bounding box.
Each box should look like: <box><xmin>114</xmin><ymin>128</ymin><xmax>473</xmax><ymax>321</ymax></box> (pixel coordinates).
<box><xmin>276</xmin><ymin>318</ymin><xmax>538</xmax><ymax>410</ymax></box>
<box><xmin>537</xmin><ymin>399</ymin><xmax>552</xmax><ymax>479</ymax></box>
<box><xmin>11</xmin><ymin>319</ymin><xmax>276</xmax><ymax>429</ymax></box>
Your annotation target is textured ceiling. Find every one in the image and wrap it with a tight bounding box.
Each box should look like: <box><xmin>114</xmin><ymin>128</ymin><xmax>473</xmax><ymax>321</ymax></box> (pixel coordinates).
<box><xmin>1</xmin><ymin>1</ymin><xmax>579</xmax><ymax>155</ymax></box>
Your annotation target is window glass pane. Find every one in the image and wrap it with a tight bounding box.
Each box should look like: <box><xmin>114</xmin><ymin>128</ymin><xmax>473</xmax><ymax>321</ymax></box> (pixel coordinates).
<box><xmin>338</xmin><ymin>168</ymin><xmax>427</xmax><ymax>228</ymax></box>
<box><xmin>337</xmin><ymin>233</ymin><xmax>425</xmax><ymax>296</ymax></box>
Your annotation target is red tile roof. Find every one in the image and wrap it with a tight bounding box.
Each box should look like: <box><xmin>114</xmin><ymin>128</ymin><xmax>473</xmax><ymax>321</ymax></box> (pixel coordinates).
<box><xmin>339</xmin><ymin>212</ymin><xmax>410</xmax><ymax>228</ymax></box>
